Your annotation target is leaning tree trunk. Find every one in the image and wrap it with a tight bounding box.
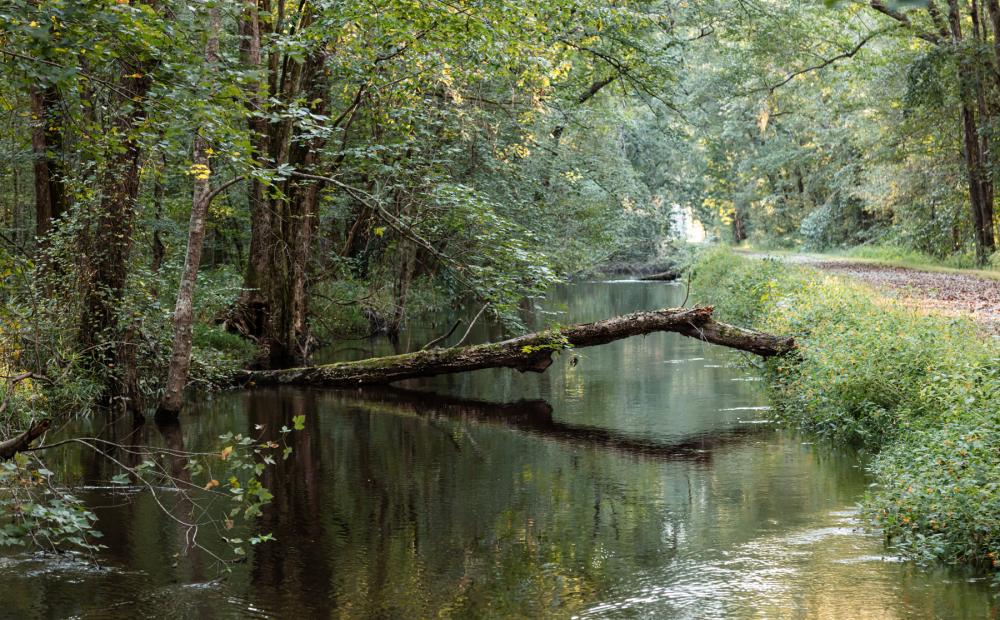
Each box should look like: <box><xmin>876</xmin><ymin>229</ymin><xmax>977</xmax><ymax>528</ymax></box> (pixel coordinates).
<box><xmin>238</xmin><ymin>306</ymin><xmax>794</xmax><ymax>388</ymax></box>
<box><xmin>158</xmin><ymin>3</ymin><xmax>222</xmax><ymax>417</ymax></box>
<box><xmin>0</xmin><ymin>419</ymin><xmax>51</xmax><ymax>461</ymax></box>
<box><xmin>639</xmin><ymin>270</ymin><xmax>680</xmax><ymax>281</ymax></box>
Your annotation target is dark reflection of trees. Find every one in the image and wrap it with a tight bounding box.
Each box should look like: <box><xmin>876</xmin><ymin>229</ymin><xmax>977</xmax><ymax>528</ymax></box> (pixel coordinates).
<box><xmin>247</xmin><ymin>389</ymin><xmax>336</xmax><ymax>618</ymax></box>
<box><xmin>76</xmin><ymin>413</ymin><xmax>148</xmax><ymax>483</ymax></box>
<box><xmin>349</xmin><ymin>386</ymin><xmax>766</xmax><ymax>463</ymax></box>
<box><xmin>154</xmin><ymin>417</ymin><xmax>207</xmax><ymax>584</ymax></box>
<box><xmin>75</xmin><ymin>415</ymin><xmax>151</xmax><ymax>564</ymax></box>
<box><xmin>224</xmin><ymin>386</ymin><xmax>752</xmax><ymax>616</ymax></box>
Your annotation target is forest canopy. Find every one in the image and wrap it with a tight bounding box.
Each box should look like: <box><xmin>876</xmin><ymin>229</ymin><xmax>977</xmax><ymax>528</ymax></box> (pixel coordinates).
<box><xmin>0</xmin><ymin>0</ymin><xmax>999</xmax><ymax>554</ymax></box>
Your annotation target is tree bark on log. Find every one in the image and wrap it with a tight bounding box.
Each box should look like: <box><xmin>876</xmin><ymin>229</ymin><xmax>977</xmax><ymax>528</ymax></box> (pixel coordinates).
<box><xmin>638</xmin><ymin>270</ymin><xmax>681</xmax><ymax>281</ymax></box>
<box><xmin>237</xmin><ymin>306</ymin><xmax>794</xmax><ymax>389</ymax></box>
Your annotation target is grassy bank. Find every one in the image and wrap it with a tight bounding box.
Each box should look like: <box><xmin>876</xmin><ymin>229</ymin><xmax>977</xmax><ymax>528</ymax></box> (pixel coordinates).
<box><xmin>692</xmin><ymin>248</ymin><xmax>1000</xmax><ymax>573</ymax></box>
<box><xmin>737</xmin><ymin>243</ymin><xmax>1000</xmax><ymax>280</ymax></box>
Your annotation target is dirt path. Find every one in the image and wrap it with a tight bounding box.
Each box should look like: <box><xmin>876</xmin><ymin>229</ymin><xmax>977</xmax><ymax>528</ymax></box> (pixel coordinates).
<box><xmin>747</xmin><ymin>253</ymin><xmax>1000</xmax><ymax>335</ymax></box>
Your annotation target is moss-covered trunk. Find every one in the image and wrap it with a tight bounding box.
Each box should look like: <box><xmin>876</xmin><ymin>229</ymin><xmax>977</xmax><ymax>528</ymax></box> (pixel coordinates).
<box><xmin>238</xmin><ymin>306</ymin><xmax>794</xmax><ymax>388</ymax></box>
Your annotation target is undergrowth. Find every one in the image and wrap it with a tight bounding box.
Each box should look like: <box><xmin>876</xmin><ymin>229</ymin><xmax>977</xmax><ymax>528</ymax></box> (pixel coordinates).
<box><xmin>692</xmin><ymin>248</ymin><xmax>1000</xmax><ymax>574</ymax></box>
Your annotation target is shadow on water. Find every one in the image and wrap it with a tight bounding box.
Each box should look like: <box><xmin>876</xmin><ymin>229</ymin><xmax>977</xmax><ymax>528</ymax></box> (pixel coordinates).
<box><xmin>340</xmin><ymin>385</ymin><xmax>771</xmax><ymax>463</ymax></box>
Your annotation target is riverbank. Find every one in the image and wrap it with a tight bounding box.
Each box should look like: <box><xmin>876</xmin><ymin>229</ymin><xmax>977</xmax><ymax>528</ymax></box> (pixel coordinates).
<box><xmin>736</xmin><ymin>249</ymin><xmax>1000</xmax><ymax>334</ymax></box>
<box><xmin>692</xmin><ymin>248</ymin><xmax>1000</xmax><ymax>574</ymax></box>
<box><xmin>736</xmin><ymin>244</ymin><xmax>1000</xmax><ymax>275</ymax></box>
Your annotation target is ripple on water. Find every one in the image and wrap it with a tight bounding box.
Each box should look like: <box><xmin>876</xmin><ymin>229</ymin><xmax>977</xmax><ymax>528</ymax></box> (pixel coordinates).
<box><xmin>573</xmin><ymin>510</ymin><xmax>940</xmax><ymax>619</ymax></box>
<box><xmin>718</xmin><ymin>406</ymin><xmax>772</xmax><ymax>411</ymax></box>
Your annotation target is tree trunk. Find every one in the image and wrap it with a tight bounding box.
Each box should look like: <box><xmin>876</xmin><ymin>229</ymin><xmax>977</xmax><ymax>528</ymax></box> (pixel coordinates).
<box><xmin>950</xmin><ymin>0</ymin><xmax>997</xmax><ymax>263</ymax></box>
<box><xmin>244</xmin><ymin>63</ymin><xmax>325</xmax><ymax>368</ymax></box>
<box><xmin>151</xmin><ymin>150</ymin><xmax>166</xmax><ymax>279</ymax></box>
<box><xmin>78</xmin><ymin>71</ymin><xmax>153</xmax><ymax>413</ymax></box>
<box><xmin>732</xmin><ymin>205</ymin><xmax>747</xmax><ymax>243</ymax></box>
<box><xmin>638</xmin><ymin>270</ymin><xmax>681</xmax><ymax>281</ymax></box>
<box><xmin>972</xmin><ymin>0</ymin><xmax>997</xmax><ymax>256</ymax></box>
<box><xmin>233</xmin><ymin>9</ymin><xmax>328</xmax><ymax>367</ymax></box>
<box><xmin>30</xmin><ymin>85</ymin><xmax>64</xmax><ymax>240</ymax></box>
<box><xmin>228</xmin><ymin>0</ymin><xmax>272</xmax><ymax>350</ymax></box>
<box><xmin>238</xmin><ymin>306</ymin><xmax>794</xmax><ymax>388</ymax></box>
<box><xmin>157</xmin><ymin>4</ymin><xmax>222</xmax><ymax>417</ymax></box>
<box><xmin>282</xmin><ymin>60</ymin><xmax>328</xmax><ymax>364</ymax></box>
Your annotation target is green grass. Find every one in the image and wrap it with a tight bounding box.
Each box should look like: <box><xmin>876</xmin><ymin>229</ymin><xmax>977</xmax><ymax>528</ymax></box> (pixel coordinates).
<box><xmin>693</xmin><ymin>248</ymin><xmax>1000</xmax><ymax>574</ymax></box>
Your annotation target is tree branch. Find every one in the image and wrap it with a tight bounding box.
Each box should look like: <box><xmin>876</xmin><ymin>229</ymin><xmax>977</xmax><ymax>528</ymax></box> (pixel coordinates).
<box><xmin>765</xmin><ymin>28</ymin><xmax>888</xmax><ymax>93</ymax></box>
<box><xmin>869</xmin><ymin>1</ymin><xmax>941</xmax><ymax>43</ymax></box>
<box><xmin>0</xmin><ymin>419</ymin><xmax>51</xmax><ymax>460</ymax></box>
<box><xmin>420</xmin><ymin>319</ymin><xmax>463</xmax><ymax>350</ymax></box>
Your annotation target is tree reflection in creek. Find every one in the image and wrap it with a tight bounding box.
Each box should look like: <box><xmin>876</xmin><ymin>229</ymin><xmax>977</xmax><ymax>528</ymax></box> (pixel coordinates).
<box><xmin>0</xmin><ymin>281</ymin><xmax>997</xmax><ymax>618</ymax></box>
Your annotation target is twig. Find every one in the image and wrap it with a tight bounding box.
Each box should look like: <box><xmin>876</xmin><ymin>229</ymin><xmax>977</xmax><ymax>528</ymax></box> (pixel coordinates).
<box><xmin>682</xmin><ymin>269</ymin><xmax>693</xmax><ymax>307</ymax></box>
<box><xmin>0</xmin><ymin>49</ymin><xmax>135</xmax><ymax>100</ymax></box>
<box><xmin>869</xmin><ymin>1</ymin><xmax>940</xmax><ymax>44</ymax></box>
<box><xmin>205</xmin><ymin>175</ymin><xmax>246</xmax><ymax>203</ymax></box>
<box><xmin>763</xmin><ymin>28</ymin><xmax>888</xmax><ymax>94</ymax></box>
<box><xmin>421</xmin><ymin>319</ymin><xmax>463</xmax><ymax>350</ymax></box>
<box><xmin>452</xmin><ymin>303</ymin><xmax>490</xmax><ymax>348</ymax></box>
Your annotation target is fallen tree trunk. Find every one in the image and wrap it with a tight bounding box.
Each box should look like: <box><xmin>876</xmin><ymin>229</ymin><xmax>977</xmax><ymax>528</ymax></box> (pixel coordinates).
<box><xmin>238</xmin><ymin>306</ymin><xmax>793</xmax><ymax>388</ymax></box>
<box><xmin>638</xmin><ymin>270</ymin><xmax>680</xmax><ymax>281</ymax></box>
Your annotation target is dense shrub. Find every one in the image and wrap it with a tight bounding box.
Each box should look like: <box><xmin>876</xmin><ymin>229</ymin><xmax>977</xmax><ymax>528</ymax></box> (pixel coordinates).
<box><xmin>692</xmin><ymin>248</ymin><xmax>1000</xmax><ymax>573</ymax></box>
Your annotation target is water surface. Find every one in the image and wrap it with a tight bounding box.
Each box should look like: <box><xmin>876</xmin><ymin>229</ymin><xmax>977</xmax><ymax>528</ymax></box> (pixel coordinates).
<box><xmin>1</xmin><ymin>282</ymin><xmax>995</xmax><ymax>618</ymax></box>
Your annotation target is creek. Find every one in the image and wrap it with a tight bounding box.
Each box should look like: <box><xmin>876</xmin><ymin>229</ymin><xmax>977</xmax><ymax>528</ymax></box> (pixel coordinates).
<box><xmin>1</xmin><ymin>281</ymin><xmax>995</xmax><ymax>618</ymax></box>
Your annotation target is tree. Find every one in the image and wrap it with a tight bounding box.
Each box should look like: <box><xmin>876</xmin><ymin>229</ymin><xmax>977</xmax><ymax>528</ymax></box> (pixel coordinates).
<box><xmin>158</xmin><ymin>0</ymin><xmax>227</xmax><ymax>417</ymax></box>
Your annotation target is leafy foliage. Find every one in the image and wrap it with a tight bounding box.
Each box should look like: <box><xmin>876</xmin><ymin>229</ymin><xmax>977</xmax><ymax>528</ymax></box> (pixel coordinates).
<box><xmin>693</xmin><ymin>248</ymin><xmax>1000</xmax><ymax>572</ymax></box>
<box><xmin>0</xmin><ymin>0</ymin><xmax>998</xmax><ymax>578</ymax></box>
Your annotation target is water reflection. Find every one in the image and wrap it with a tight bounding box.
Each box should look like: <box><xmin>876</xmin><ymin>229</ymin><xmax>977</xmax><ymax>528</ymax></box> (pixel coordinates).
<box><xmin>0</xmin><ymin>281</ymin><xmax>997</xmax><ymax>618</ymax></box>
<box><xmin>350</xmin><ymin>386</ymin><xmax>769</xmax><ymax>463</ymax></box>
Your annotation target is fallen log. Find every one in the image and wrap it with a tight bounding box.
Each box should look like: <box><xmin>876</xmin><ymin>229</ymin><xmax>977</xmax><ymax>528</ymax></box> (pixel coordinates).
<box><xmin>0</xmin><ymin>419</ymin><xmax>51</xmax><ymax>460</ymax></box>
<box><xmin>638</xmin><ymin>270</ymin><xmax>681</xmax><ymax>281</ymax></box>
<box><xmin>238</xmin><ymin>306</ymin><xmax>794</xmax><ymax>388</ymax></box>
